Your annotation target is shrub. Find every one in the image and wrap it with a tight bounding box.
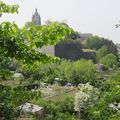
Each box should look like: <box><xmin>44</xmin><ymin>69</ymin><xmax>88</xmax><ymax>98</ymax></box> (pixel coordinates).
<box><xmin>100</xmin><ymin>54</ymin><xmax>117</xmax><ymax>68</ymax></box>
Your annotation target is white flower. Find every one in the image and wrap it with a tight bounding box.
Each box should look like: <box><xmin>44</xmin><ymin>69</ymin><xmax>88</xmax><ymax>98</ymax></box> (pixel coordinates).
<box><xmin>74</xmin><ymin>83</ymin><xmax>99</xmax><ymax>112</ymax></box>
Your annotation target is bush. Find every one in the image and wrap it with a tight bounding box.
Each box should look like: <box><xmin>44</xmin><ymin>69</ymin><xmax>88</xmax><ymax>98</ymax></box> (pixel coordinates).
<box><xmin>72</xmin><ymin>59</ymin><xmax>97</xmax><ymax>85</ymax></box>
<box><xmin>84</xmin><ymin>73</ymin><xmax>120</xmax><ymax>120</ymax></box>
<box><xmin>32</xmin><ymin>96</ymin><xmax>76</xmax><ymax>120</ymax></box>
<box><xmin>54</xmin><ymin>59</ymin><xmax>98</xmax><ymax>86</ymax></box>
<box><xmin>100</xmin><ymin>54</ymin><xmax>117</xmax><ymax>68</ymax></box>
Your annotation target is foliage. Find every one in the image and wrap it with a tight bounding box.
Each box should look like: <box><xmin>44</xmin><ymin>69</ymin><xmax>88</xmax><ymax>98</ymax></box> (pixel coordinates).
<box><xmin>72</xmin><ymin>60</ymin><xmax>97</xmax><ymax>85</ymax></box>
<box><xmin>86</xmin><ymin>36</ymin><xmax>118</xmax><ymax>56</ymax></box>
<box><xmin>24</xmin><ymin>21</ymin><xmax>41</xmax><ymax>29</ymax></box>
<box><xmin>54</xmin><ymin>60</ymin><xmax>72</xmax><ymax>85</ymax></box>
<box><xmin>60</xmin><ymin>59</ymin><xmax>97</xmax><ymax>86</ymax></box>
<box><xmin>0</xmin><ymin>1</ymin><xmax>119</xmax><ymax>120</ymax></box>
<box><xmin>96</xmin><ymin>45</ymin><xmax>109</xmax><ymax>61</ymax></box>
<box><xmin>86</xmin><ymin>99</ymin><xmax>120</xmax><ymax>120</ymax></box>
<box><xmin>0</xmin><ymin>56</ymin><xmax>20</xmax><ymax>80</ymax></box>
<box><xmin>101</xmin><ymin>72</ymin><xmax>120</xmax><ymax>92</ymax></box>
<box><xmin>84</xmin><ymin>73</ymin><xmax>120</xmax><ymax>120</ymax></box>
<box><xmin>74</xmin><ymin>83</ymin><xmax>99</xmax><ymax>119</ymax></box>
<box><xmin>0</xmin><ymin>0</ymin><xmax>19</xmax><ymax>15</ymax></box>
<box><xmin>33</xmin><ymin>96</ymin><xmax>76</xmax><ymax>120</ymax></box>
<box><xmin>0</xmin><ymin>22</ymin><xmax>72</xmax><ymax>64</ymax></box>
<box><xmin>86</xmin><ymin>36</ymin><xmax>101</xmax><ymax>49</ymax></box>
<box><xmin>0</xmin><ymin>85</ymin><xmax>41</xmax><ymax>119</ymax></box>
<box><xmin>0</xmin><ymin>69</ymin><xmax>13</xmax><ymax>80</ymax></box>
<box><xmin>100</xmin><ymin>53</ymin><xmax>117</xmax><ymax>68</ymax></box>
<box><xmin>0</xmin><ymin>0</ymin><xmax>72</xmax><ymax>119</ymax></box>
<box><xmin>0</xmin><ymin>1</ymin><xmax>72</xmax><ymax>64</ymax></box>
<box><xmin>20</xmin><ymin>59</ymin><xmax>98</xmax><ymax>86</ymax></box>
<box><xmin>44</xmin><ymin>20</ymin><xmax>81</xmax><ymax>44</ymax></box>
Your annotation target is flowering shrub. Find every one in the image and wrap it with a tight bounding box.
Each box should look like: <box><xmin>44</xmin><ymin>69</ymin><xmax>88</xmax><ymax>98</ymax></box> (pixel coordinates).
<box><xmin>74</xmin><ymin>83</ymin><xmax>99</xmax><ymax>119</ymax></box>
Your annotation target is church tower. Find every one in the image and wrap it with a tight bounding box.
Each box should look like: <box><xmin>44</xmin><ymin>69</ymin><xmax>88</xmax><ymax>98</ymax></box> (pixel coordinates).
<box><xmin>32</xmin><ymin>8</ymin><xmax>41</xmax><ymax>25</ymax></box>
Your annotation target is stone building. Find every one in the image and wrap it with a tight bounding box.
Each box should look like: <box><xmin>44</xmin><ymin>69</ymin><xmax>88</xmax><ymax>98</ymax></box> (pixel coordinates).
<box><xmin>55</xmin><ymin>41</ymin><xmax>96</xmax><ymax>61</ymax></box>
<box><xmin>55</xmin><ymin>41</ymin><xmax>83</xmax><ymax>60</ymax></box>
<box><xmin>39</xmin><ymin>42</ymin><xmax>96</xmax><ymax>61</ymax></box>
<box><xmin>39</xmin><ymin>45</ymin><xmax>55</xmax><ymax>56</ymax></box>
<box><xmin>31</xmin><ymin>10</ymin><xmax>95</xmax><ymax>61</ymax></box>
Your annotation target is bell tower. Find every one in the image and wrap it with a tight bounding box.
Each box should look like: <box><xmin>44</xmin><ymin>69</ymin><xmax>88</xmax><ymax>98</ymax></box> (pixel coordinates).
<box><xmin>32</xmin><ymin>8</ymin><xmax>41</xmax><ymax>25</ymax></box>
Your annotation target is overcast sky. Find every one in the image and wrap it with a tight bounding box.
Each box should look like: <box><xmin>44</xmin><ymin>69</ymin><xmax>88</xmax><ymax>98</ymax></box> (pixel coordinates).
<box><xmin>1</xmin><ymin>0</ymin><xmax>120</xmax><ymax>43</ymax></box>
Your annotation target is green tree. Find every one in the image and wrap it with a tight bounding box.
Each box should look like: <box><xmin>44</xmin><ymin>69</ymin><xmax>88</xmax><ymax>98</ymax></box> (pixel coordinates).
<box><xmin>0</xmin><ymin>0</ymin><xmax>72</xmax><ymax>119</ymax></box>
<box><xmin>86</xmin><ymin>36</ymin><xmax>103</xmax><ymax>50</ymax></box>
<box><xmin>86</xmin><ymin>36</ymin><xmax>118</xmax><ymax>56</ymax></box>
<box><xmin>96</xmin><ymin>45</ymin><xmax>109</xmax><ymax>61</ymax></box>
<box><xmin>72</xmin><ymin>59</ymin><xmax>97</xmax><ymax>85</ymax></box>
<box><xmin>100</xmin><ymin>53</ymin><xmax>117</xmax><ymax>68</ymax></box>
<box><xmin>54</xmin><ymin>59</ymin><xmax>98</xmax><ymax>86</ymax></box>
<box><xmin>0</xmin><ymin>1</ymin><xmax>19</xmax><ymax>15</ymax></box>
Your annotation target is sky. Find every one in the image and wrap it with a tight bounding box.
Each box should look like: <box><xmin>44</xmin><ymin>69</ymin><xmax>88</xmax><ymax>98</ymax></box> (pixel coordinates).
<box><xmin>1</xmin><ymin>0</ymin><xmax>120</xmax><ymax>43</ymax></box>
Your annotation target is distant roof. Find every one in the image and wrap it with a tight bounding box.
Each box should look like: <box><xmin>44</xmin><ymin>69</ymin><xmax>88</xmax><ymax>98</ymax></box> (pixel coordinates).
<box><xmin>19</xmin><ymin>102</ymin><xmax>43</xmax><ymax>113</ymax></box>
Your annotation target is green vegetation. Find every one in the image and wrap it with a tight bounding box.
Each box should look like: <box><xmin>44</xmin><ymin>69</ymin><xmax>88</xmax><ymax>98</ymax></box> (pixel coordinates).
<box><xmin>86</xmin><ymin>36</ymin><xmax>117</xmax><ymax>55</ymax></box>
<box><xmin>74</xmin><ymin>83</ymin><xmax>99</xmax><ymax>119</ymax></box>
<box><xmin>100</xmin><ymin>53</ymin><xmax>117</xmax><ymax>68</ymax></box>
<box><xmin>85</xmin><ymin>73</ymin><xmax>120</xmax><ymax>120</ymax></box>
<box><xmin>0</xmin><ymin>0</ymin><xmax>120</xmax><ymax>120</ymax></box>
<box><xmin>33</xmin><ymin>96</ymin><xmax>76</xmax><ymax>120</ymax></box>
<box><xmin>0</xmin><ymin>1</ymin><xmax>71</xmax><ymax>119</ymax></box>
<box><xmin>20</xmin><ymin>59</ymin><xmax>97</xmax><ymax>86</ymax></box>
<box><xmin>96</xmin><ymin>45</ymin><xmax>109</xmax><ymax>60</ymax></box>
<box><xmin>0</xmin><ymin>1</ymin><xmax>19</xmax><ymax>15</ymax></box>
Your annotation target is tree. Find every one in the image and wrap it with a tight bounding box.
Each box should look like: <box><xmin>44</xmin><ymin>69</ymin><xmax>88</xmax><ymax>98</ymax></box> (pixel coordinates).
<box><xmin>0</xmin><ymin>22</ymin><xmax>72</xmax><ymax>64</ymax></box>
<box><xmin>72</xmin><ymin>60</ymin><xmax>97</xmax><ymax>85</ymax></box>
<box><xmin>86</xmin><ymin>36</ymin><xmax>103</xmax><ymax>50</ymax></box>
<box><xmin>100</xmin><ymin>53</ymin><xmax>117</xmax><ymax>68</ymax></box>
<box><xmin>86</xmin><ymin>36</ymin><xmax>118</xmax><ymax>56</ymax></box>
<box><xmin>0</xmin><ymin>0</ymin><xmax>72</xmax><ymax>119</ymax></box>
<box><xmin>0</xmin><ymin>1</ymin><xmax>19</xmax><ymax>15</ymax></box>
<box><xmin>96</xmin><ymin>45</ymin><xmax>109</xmax><ymax>61</ymax></box>
<box><xmin>53</xmin><ymin>59</ymin><xmax>97</xmax><ymax>86</ymax></box>
<box><xmin>0</xmin><ymin>1</ymin><xmax>72</xmax><ymax>64</ymax></box>
<box><xmin>24</xmin><ymin>21</ymin><xmax>36</xmax><ymax>28</ymax></box>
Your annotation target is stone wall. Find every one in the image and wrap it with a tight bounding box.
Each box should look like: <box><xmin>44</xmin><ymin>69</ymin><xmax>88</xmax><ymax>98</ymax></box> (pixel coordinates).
<box><xmin>38</xmin><ymin>45</ymin><xmax>55</xmax><ymax>56</ymax></box>
<box><xmin>39</xmin><ymin>41</ymin><xmax>96</xmax><ymax>61</ymax></box>
<box><xmin>55</xmin><ymin>41</ymin><xmax>92</xmax><ymax>60</ymax></box>
<box><xmin>82</xmin><ymin>51</ymin><xmax>96</xmax><ymax>62</ymax></box>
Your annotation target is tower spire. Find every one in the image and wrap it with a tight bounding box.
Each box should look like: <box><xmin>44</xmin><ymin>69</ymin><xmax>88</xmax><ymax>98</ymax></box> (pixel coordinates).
<box><xmin>32</xmin><ymin>8</ymin><xmax>41</xmax><ymax>25</ymax></box>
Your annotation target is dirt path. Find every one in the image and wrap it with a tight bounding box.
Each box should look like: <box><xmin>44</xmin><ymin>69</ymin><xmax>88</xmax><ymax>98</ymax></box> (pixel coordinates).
<box><xmin>43</xmin><ymin>88</ymin><xmax>78</xmax><ymax>101</ymax></box>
